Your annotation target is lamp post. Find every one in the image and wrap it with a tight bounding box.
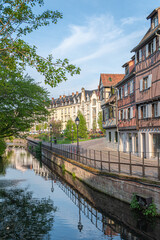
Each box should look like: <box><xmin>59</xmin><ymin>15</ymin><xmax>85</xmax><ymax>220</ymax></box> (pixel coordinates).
<box><xmin>51</xmin><ymin>175</ymin><xmax>54</xmax><ymax>193</ymax></box>
<box><xmin>72</xmin><ymin>125</ymin><xmax>74</xmax><ymax>143</ymax></box>
<box><xmin>77</xmin><ymin>195</ymin><xmax>83</xmax><ymax>232</ymax></box>
<box><xmin>75</xmin><ymin>116</ymin><xmax>80</xmax><ymax>160</ymax></box>
<box><xmin>50</xmin><ymin>124</ymin><xmax>52</xmax><ymax>149</ymax></box>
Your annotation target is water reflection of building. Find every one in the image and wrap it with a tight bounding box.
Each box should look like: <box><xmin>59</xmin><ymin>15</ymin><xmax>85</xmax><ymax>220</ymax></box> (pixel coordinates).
<box><xmin>32</xmin><ymin>160</ymin><xmax>51</xmax><ymax>180</ymax></box>
<box><xmin>6</xmin><ymin>148</ymin><xmax>33</xmax><ymax>172</ymax></box>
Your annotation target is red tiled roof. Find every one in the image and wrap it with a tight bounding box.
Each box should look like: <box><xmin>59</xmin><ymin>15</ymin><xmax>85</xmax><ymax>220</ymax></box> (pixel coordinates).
<box><xmin>100</xmin><ymin>74</ymin><xmax>125</xmax><ymax>87</ymax></box>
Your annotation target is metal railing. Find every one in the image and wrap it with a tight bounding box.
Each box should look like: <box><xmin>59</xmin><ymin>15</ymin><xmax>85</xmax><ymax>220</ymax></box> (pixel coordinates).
<box><xmin>42</xmin><ymin>142</ymin><xmax>160</xmax><ymax>181</ymax></box>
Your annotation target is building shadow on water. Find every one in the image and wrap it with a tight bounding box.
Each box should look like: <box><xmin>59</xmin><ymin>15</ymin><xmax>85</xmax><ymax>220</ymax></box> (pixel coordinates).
<box><xmin>41</xmin><ymin>155</ymin><xmax>160</xmax><ymax>240</ymax></box>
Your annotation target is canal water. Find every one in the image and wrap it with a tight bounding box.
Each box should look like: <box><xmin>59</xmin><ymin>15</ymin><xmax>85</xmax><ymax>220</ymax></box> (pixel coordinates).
<box><xmin>0</xmin><ymin>148</ymin><xmax>159</xmax><ymax>240</ymax></box>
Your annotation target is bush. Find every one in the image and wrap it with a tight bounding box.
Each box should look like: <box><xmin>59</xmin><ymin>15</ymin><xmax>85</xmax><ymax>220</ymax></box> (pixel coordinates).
<box><xmin>130</xmin><ymin>194</ymin><xmax>157</xmax><ymax>217</ymax></box>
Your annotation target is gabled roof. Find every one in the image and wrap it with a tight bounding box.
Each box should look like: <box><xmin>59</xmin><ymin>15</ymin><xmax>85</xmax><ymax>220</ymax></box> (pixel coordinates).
<box><xmin>100</xmin><ymin>74</ymin><xmax>125</xmax><ymax>88</ymax></box>
<box><xmin>115</xmin><ymin>68</ymin><xmax>135</xmax><ymax>87</ymax></box>
<box><xmin>146</xmin><ymin>7</ymin><xmax>160</xmax><ymax>19</ymax></box>
<box><xmin>131</xmin><ymin>24</ymin><xmax>160</xmax><ymax>52</ymax></box>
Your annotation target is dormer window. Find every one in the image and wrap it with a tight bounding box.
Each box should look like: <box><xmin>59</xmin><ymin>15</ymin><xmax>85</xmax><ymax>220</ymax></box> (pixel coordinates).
<box><xmin>152</xmin><ymin>14</ymin><xmax>158</xmax><ymax>29</ymax></box>
<box><xmin>125</xmin><ymin>65</ymin><xmax>129</xmax><ymax>75</ymax></box>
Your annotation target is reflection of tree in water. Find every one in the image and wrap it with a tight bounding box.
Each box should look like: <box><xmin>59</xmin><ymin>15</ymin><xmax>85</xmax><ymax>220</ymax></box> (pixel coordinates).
<box><xmin>0</xmin><ymin>188</ymin><xmax>57</xmax><ymax>239</ymax></box>
<box><xmin>0</xmin><ymin>155</ymin><xmax>10</xmax><ymax>175</ymax></box>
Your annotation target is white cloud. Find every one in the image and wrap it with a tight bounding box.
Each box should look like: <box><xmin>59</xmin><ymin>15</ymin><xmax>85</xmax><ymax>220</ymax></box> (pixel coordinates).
<box><xmin>120</xmin><ymin>17</ymin><xmax>143</xmax><ymax>26</ymax></box>
<box><xmin>50</xmin><ymin>14</ymin><xmax>147</xmax><ymax>98</ymax></box>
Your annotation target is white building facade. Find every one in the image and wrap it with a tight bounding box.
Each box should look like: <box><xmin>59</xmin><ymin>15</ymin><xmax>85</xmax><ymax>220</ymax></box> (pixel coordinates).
<box><xmin>48</xmin><ymin>88</ymin><xmax>101</xmax><ymax>131</ymax></box>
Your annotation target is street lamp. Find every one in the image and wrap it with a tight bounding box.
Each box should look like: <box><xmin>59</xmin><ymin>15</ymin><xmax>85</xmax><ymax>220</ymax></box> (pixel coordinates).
<box><xmin>77</xmin><ymin>195</ymin><xmax>83</xmax><ymax>232</ymax></box>
<box><xmin>75</xmin><ymin>116</ymin><xmax>80</xmax><ymax>160</ymax></box>
<box><xmin>72</xmin><ymin>125</ymin><xmax>74</xmax><ymax>143</ymax></box>
<box><xmin>50</xmin><ymin>124</ymin><xmax>52</xmax><ymax>149</ymax></box>
<box><xmin>51</xmin><ymin>176</ymin><xmax>54</xmax><ymax>193</ymax></box>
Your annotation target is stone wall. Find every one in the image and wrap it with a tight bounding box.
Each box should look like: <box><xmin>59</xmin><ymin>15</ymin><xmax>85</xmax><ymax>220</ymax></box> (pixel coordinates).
<box><xmin>41</xmin><ymin>146</ymin><xmax>160</xmax><ymax>214</ymax></box>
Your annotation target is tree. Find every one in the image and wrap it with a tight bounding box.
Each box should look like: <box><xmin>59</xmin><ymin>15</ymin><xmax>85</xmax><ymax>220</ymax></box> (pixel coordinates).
<box><xmin>97</xmin><ymin>111</ymin><xmax>105</xmax><ymax>134</ymax></box>
<box><xmin>92</xmin><ymin>119</ymin><xmax>97</xmax><ymax>133</ymax></box>
<box><xmin>0</xmin><ymin>187</ymin><xmax>57</xmax><ymax>239</ymax></box>
<box><xmin>0</xmin><ymin>0</ymin><xmax>80</xmax><ymax>87</ymax></box>
<box><xmin>50</xmin><ymin>119</ymin><xmax>62</xmax><ymax>139</ymax></box>
<box><xmin>64</xmin><ymin>119</ymin><xmax>77</xmax><ymax>140</ymax></box>
<box><xmin>77</xmin><ymin>111</ymin><xmax>87</xmax><ymax>139</ymax></box>
<box><xmin>0</xmin><ymin>74</ymin><xmax>50</xmax><ymax>139</ymax></box>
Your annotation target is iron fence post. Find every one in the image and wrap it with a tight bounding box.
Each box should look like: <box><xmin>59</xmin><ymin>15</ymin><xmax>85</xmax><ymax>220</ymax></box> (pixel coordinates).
<box><xmin>118</xmin><ymin>151</ymin><xmax>120</xmax><ymax>173</ymax></box>
<box><xmin>142</xmin><ymin>152</ymin><xmax>145</xmax><ymax>177</ymax></box>
<box><xmin>129</xmin><ymin>151</ymin><xmax>132</xmax><ymax>175</ymax></box>
<box><xmin>100</xmin><ymin>151</ymin><xmax>102</xmax><ymax>171</ymax></box>
<box><xmin>108</xmin><ymin>151</ymin><xmax>110</xmax><ymax>172</ymax></box>
<box><xmin>158</xmin><ymin>152</ymin><xmax>160</xmax><ymax>180</ymax></box>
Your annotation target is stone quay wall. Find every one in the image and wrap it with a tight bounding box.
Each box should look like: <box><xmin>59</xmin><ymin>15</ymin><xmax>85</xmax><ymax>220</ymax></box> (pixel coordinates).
<box><xmin>41</xmin><ymin>145</ymin><xmax>160</xmax><ymax>214</ymax></box>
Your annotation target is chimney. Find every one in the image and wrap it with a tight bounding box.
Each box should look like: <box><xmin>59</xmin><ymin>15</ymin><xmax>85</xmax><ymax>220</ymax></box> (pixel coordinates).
<box><xmin>63</xmin><ymin>95</ymin><xmax>65</xmax><ymax>98</ymax></box>
<box><xmin>72</xmin><ymin>92</ymin><xmax>74</xmax><ymax>96</ymax></box>
<box><xmin>76</xmin><ymin>91</ymin><xmax>78</xmax><ymax>96</ymax></box>
<box><xmin>59</xmin><ymin>95</ymin><xmax>62</xmax><ymax>99</ymax></box>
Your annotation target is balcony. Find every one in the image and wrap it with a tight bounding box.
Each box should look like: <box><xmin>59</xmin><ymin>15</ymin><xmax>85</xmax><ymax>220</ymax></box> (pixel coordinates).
<box><xmin>103</xmin><ymin>118</ymin><xmax>116</xmax><ymax>129</ymax></box>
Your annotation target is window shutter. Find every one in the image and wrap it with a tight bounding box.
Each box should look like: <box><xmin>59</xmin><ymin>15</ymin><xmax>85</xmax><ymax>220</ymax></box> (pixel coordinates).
<box><xmin>146</xmin><ymin>44</ymin><xmax>149</xmax><ymax>57</ymax></box>
<box><xmin>146</xmin><ymin>105</ymin><xmax>148</xmax><ymax>118</ymax></box>
<box><xmin>139</xmin><ymin>49</ymin><xmax>142</xmax><ymax>61</ymax></box>
<box><xmin>140</xmin><ymin>79</ymin><xmax>143</xmax><ymax>91</ymax></box>
<box><xmin>148</xmin><ymin>74</ymin><xmax>152</xmax><ymax>88</ymax></box>
<box><xmin>138</xmin><ymin>106</ymin><xmax>141</xmax><ymax>119</ymax></box>
<box><xmin>135</xmin><ymin>52</ymin><xmax>137</xmax><ymax>64</ymax></box>
<box><xmin>153</xmin><ymin>37</ymin><xmax>156</xmax><ymax>52</ymax></box>
<box><xmin>126</xmin><ymin>109</ymin><xmax>128</xmax><ymax>119</ymax></box>
<box><xmin>117</xmin><ymin>89</ymin><xmax>119</xmax><ymax>100</ymax></box>
<box><xmin>131</xmin><ymin>107</ymin><xmax>133</xmax><ymax>119</ymax></box>
<box><xmin>121</xmin><ymin>87</ymin><xmax>123</xmax><ymax>99</ymax></box>
<box><xmin>123</xmin><ymin>109</ymin><xmax>124</xmax><ymax>119</ymax></box>
<box><xmin>158</xmin><ymin>102</ymin><xmax>160</xmax><ymax>117</ymax></box>
<box><xmin>148</xmin><ymin>104</ymin><xmax>152</xmax><ymax>118</ymax></box>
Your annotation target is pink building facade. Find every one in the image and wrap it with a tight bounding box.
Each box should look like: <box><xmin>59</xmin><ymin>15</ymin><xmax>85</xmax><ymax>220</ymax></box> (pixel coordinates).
<box><xmin>115</xmin><ymin>58</ymin><xmax>138</xmax><ymax>153</ymax></box>
<box><xmin>131</xmin><ymin>7</ymin><xmax>160</xmax><ymax>158</ymax></box>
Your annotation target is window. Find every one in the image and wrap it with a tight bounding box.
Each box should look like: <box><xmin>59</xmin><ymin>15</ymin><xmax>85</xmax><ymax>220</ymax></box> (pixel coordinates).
<box><xmin>140</xmin><ymin>105</ymin><xmax>147</xmax><ymax>119</ymax></box>
<box><xmin>118</xmin><ymin>110</ymin><xmax>121</xmax><ymax>120</ymax></box>
<box><xmin>139</xmin><ymin>49</ymin><xmax>142</xmax><ymax>62</ymax></box>
<box><xmin>92</xmin><ymin>99</ymin><xmax>96</xmax><ymax>106</ymax></box>
<box><xmin>149</xmin><ymin>41</ymin><xmax>154</xmax><ymax>55</ymax></box>
<box><xmin>152</xmin><ymin>14</ymin><xmax>158</xmax><ymax>29</ymax></box>
<box><xmin>102</xmin><ymin>110</ymin><xmax>105</xmax><ymax>121</ymax></box>
<box><xmin>109</xmin><ymin>132</ymin><xmax>111</xmax><ymax>142</ymax></box>
<box><xmin>128</xmin><ymin>108</ymin><xmax>130</xmax><ymax>119</ymax></box>
<box><xmin>109</xmin><ymin>106</ymin><xmax>113</xmax><ymax>118</ymax></box>
<box><xmin>140</xmin><ymin>75</ymin><xmax>152</xmax><ymax>91</ymax></box>
<box><xmin>124</xmin><ymin>84</ymin><xmax>128</xmax><ymax>97</ymax></box>
<box><xmin>121</xmin><ymin>110</ymin><xmax>123</xmax><ymax>120</ymax></box>
<box><xmin>152</xmin><ymin>103</ymin><xmax>158</xmax><ymax>117</ymax></box>
<box><xmin>130</xmin><ymin>80</ymin><xmax>134</xmax><ymax>94</ymax></box>
<box><xmin>143</xmin><ymin>77</ymin><xmax>148</xmax><ymax>90</ymax></box>
<box><xmin>119</xmin><ymin>87</ymin><xmax>123</xmax><ymax>99</ymax></box>
<box><xmin>115</xmin><ymin>132</ymin><xmax>118</xmax><ymax>143</ymax></box>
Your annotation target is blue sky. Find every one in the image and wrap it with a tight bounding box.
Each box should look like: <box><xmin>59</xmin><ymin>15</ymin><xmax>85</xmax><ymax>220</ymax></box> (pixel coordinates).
<box><xmin>25</xmin><ymin>0</ymin><xmax>160</xmax><ymax>98</ymax></box>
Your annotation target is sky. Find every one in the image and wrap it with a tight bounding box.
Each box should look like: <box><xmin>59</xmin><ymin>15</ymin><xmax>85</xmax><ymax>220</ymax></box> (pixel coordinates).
<box><xmin>25</xmin><ymin>0</ymin><xmax>160</xmax><ymax>99</ymax></box>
